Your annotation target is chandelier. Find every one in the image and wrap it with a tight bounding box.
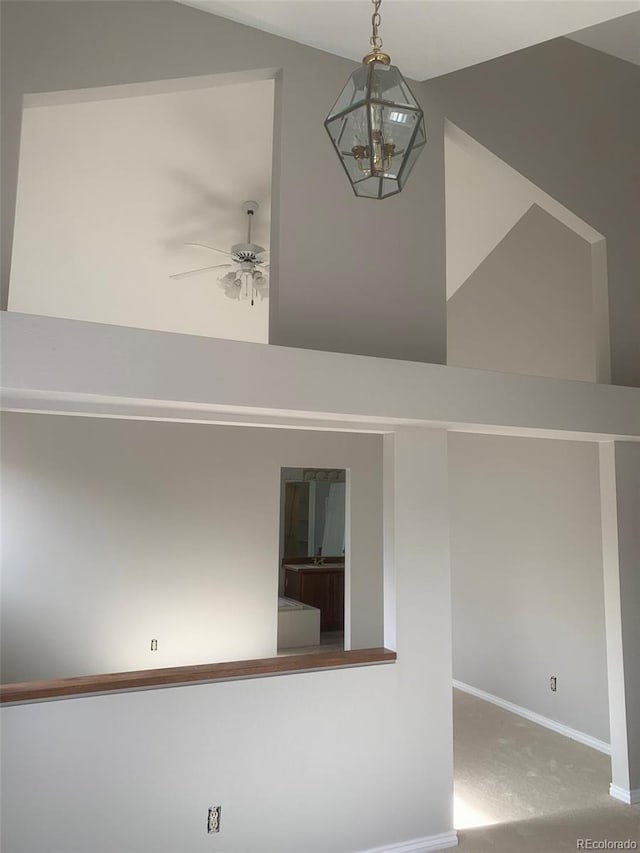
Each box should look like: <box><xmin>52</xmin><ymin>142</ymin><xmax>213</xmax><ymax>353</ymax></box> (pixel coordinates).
<box><xmin>324</xmin><ymin>0</ymin><xmax>426</xmax><ymax>199</ymax></box>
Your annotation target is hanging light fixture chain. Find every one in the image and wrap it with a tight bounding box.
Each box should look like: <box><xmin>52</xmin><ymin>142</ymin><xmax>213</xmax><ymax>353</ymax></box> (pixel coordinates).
<box><xmin>370</xmin><ymin>0</ymin><xmax>383</xmax><ymax>50</ymax></box>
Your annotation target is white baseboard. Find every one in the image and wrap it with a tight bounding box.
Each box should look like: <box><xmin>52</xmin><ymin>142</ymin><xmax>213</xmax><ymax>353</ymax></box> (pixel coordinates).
<box><xmin>363</xmin><ymin>830</ymin><xmax>458</xmax><ymax>853</ymax></box>
<box><xmin>610</xmin><ymin>784</ymin><xmax>640</xmax><ymax>805</ymax></box>
<box><xmin>453</xmin><ymin>679</ymin><xmax>611</xmax><ymax>755</ymax></box>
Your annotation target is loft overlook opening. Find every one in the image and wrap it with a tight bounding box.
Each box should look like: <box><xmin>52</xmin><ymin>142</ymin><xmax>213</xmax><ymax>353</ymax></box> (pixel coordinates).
<box><xmin>8</xmin><ymin>72</ymin><xmax>275</xmax><ymax>345</ymax></box>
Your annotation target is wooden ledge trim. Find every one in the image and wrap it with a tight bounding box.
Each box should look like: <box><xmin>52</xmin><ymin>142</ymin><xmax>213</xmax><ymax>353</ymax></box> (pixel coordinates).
<box><xmin>0</xmin><ymin>648</ymin><xmax>396</xmax><ymax>705</ymax></box>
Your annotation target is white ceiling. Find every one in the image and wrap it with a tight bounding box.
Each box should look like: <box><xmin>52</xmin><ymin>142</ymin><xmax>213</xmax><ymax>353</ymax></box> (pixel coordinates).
<box><xmin>8</xmin><ymin>78</ymin><xmax>274</xmax><ymax>343</ymax></box>
<box><xmin>181</xmin><ymin>0</ymin><xmax>640</xmax><ymax>81</ymax></box>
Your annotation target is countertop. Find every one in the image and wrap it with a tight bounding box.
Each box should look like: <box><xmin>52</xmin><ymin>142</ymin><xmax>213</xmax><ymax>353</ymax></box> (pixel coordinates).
<box><xmin>284</xmin><ymin>562</ymin><xmax>345</xmax><ymax>572</ymax></box>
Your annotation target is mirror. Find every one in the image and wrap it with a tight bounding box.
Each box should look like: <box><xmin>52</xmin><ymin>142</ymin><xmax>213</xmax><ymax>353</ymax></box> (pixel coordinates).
<box><xmin>281</xmin><ymin>468</ymin><xmax>346</xmax><ymax>559</ymax></box>
<box><xmin>277</xmin><ymin>468</ymin><xmax>346</xmax><ymax>654</ymax></box>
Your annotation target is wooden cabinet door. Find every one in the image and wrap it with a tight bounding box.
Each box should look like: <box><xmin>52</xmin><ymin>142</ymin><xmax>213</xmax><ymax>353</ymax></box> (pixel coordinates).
<box><xmin>284</xmin><ymin>567</ymin><xmax>345</xmax><ymax>632</ymax></box>
<box><xmin>327</xmin><ymin>571</ymin><xmax>345</xmax><ymax>632</ymax></box>
<box><xmin>299</xmin><ymin>572</ymin><xmax>328</xmax><ymax>624</ymax></box>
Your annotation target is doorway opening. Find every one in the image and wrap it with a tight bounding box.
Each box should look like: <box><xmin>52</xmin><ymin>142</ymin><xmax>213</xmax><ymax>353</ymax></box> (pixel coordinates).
<box><xmin>277</xmin><ymin>467</ymin><xmax>346</xmax><ymax>655</ymax></box>
<box><xmin>449</xmin><ymin>431</ymin><xmax>612</xmax><ymax>842</ymax></box>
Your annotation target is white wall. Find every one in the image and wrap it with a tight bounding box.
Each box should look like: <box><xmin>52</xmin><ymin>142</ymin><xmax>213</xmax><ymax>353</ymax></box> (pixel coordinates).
<box><xmin>0</xmin><ymin>660</ymin><xmax>443</xmax><ymax>853</ymax></box>
<box><xmin>449</xmin><ymin>432</ymin><xmax>609</xmax><ymax>743</ymax></box>
<box><xmin>448</xmin><ymin>204</ymin><xmax>597</xmax><ymax>382</ymax></box>
<box><xmin>0</xmin><ymin>427</ymin><xmax>456</xmax><ymax>853</ymax></box>
<box><xmin>4</xmin><ymin>312</ymin><xmax>640</xmax><ymax>442</ymax></box>
<box><xmin>1</xmin><ymin>413</ymin><xmax>383</xmax><ymax>682</ymax></box>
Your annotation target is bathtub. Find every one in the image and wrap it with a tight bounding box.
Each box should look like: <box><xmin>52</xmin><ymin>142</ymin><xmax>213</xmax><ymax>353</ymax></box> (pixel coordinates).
<box><xmin>277</xmin><ymin>596</ymin><xmax>321</xmax><ymax>649</ymax></box>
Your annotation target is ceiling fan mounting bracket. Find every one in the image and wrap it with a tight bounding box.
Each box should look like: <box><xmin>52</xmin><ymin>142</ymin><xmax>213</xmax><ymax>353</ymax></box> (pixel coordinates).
<box><xmin>242</xmin><ymin>200</ymin><xmax>259</xmax><ymax>216</ymax></box>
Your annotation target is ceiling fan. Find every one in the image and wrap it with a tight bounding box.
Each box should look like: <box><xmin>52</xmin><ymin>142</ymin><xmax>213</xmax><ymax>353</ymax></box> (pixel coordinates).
<box><xmin>170</xmin><ymin>200</ymin><xmax>269</xmax><ymax>306</ymax></box>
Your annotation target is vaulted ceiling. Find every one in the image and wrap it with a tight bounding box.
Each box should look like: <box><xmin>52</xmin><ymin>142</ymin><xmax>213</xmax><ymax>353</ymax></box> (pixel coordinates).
<box><xmin>9</xmin><ymin>3</ymin><xmax>637</xmax><ymax>349</ymax></box>
<box><xmin>180</xmin><ymin>1</ymin><xmax>639</xmax><ymax>80</ymax></box>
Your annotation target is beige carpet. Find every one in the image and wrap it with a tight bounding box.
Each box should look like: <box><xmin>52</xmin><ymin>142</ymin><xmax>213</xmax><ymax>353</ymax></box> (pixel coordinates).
<box><xmin>454</xmin><ymin>688</ymin><xmax>640</xmax><ymax>851</ymax></box>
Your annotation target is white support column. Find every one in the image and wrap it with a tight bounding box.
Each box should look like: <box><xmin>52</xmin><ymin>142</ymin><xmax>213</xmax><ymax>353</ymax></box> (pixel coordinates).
<box><xmin>599</xmin><ymin>441</ymin><xmax>640</xmax><ymax>805</ymax></box>
<box><xmin>383</xmin><ymin>428</ymin><xmax>457</xmax><ymax>838</ymax></box>
<box><xmin>383</xmin><ymin>433</ymin><xmax>397</xmax><ymax>652</ymax></box>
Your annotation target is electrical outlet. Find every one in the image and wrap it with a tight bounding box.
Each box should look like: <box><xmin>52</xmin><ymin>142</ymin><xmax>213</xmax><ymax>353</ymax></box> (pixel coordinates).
<box><xmin>207</xmin><ymin>806</ymin><xmax>221</xmax><ymax>834</ymax></box>
<box><xmin>550</xmin><ymin>675</ymin><xmax>557</xmax><ymax>692</ymax></box>
<box><xmin>150</xmin><ymin>639</ymin><xmax>158</xmax><ymax>651</ymax></box>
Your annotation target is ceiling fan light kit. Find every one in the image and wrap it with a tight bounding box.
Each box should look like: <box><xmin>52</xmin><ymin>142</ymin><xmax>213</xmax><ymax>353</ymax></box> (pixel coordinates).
<box><xmin>324</xmin><ymin>0</ymin><xmax>426</xmax><ymax>199</ymax></box>
<box><xmin>171</xmin><ymin>200</ymin><xmax>268</xmax><ymax>306</ymax></box>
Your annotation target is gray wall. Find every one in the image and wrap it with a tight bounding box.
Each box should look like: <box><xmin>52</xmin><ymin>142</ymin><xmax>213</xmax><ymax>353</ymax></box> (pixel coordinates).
<box><xmin>0</xmin><ymin>0</ymin><xmax>445</xmax><ymax>365</ymax></box>
<box><xmin>1</xmin><ymin>413</ymin><xmax>383</xmax><ymax>682</ymax></box>
<box><xmin>427</xmin><ymin>37</ymin><xmax>640</xmax><ymax>388</ymax></box>
<box><xmin>448</xmin><ymin>204</ymin><xmax>597</xmax><ymax>381</ymax></box>
<box><xmin>449</xmin><ymin>432</ymin><xmax>609</xmax><ymax>743</ymax></box>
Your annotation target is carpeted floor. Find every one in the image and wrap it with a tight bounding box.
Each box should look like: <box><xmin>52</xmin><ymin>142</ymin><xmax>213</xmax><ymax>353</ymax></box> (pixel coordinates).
<box><xmin>454</xmin><ymin>688</ymin><xmax>640</xmax><ymax>851</ymax></box>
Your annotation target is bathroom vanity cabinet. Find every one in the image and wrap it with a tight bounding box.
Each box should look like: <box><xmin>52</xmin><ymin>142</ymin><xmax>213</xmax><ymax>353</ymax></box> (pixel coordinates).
<box><xmin>283</xmin><ymin>563</ymin><xmax>344</xmax><ymax>632</ymax></box>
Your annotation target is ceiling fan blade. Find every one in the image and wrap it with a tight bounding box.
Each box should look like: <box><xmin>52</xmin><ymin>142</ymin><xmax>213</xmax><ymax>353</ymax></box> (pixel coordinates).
<box><xmin>170</xmin><ymin>264</ymin><xmax>232</xmax><ymax>280</ymax></box>
<box><xmin>184</xmin><ymin>242</ymin><xmax>231</xmax><ymax>256</ymax></box>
